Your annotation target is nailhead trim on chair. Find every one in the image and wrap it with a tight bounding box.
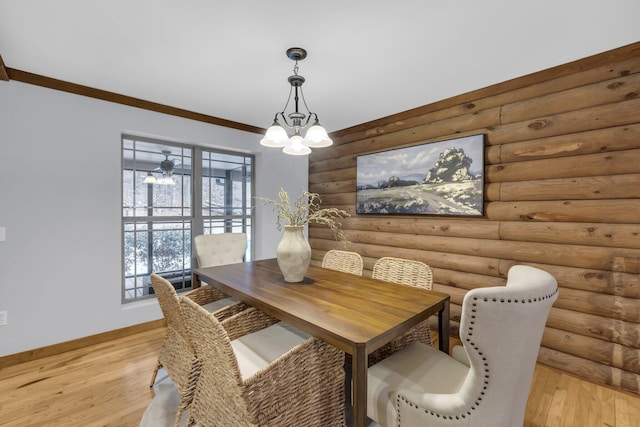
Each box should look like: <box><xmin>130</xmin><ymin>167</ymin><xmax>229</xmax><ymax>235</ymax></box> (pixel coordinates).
<box><xmin>395</xmin><ymin>287</ymin><xmax>558</xmax><ymax>424</ymax></box>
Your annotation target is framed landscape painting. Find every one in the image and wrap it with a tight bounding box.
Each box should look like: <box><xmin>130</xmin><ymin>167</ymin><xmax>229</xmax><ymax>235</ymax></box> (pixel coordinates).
<box><xmin>356</xmin><ymin>134</ymin><xmax>485</xmax><ymax>216</ymax></box>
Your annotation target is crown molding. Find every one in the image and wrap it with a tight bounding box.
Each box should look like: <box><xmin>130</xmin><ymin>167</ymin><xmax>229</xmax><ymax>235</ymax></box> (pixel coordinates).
<box><xmin>4</xmin><ymin>67</ymin><xmax>264</xmax><ymax>134</ymax></box>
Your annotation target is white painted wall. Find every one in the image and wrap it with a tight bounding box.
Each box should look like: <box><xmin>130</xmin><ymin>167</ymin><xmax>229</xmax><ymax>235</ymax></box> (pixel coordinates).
<box><xmin>0</xmin><ymin>80</ymin><xmax>308</xmax><ymax>356</ymax></box>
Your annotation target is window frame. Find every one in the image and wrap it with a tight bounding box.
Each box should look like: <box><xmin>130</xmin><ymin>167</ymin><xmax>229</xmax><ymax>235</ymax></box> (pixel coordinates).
<box><xmin>121</xmin><ymin>134</ymin><xmax>254</xmax><ymax>303</ymax></box>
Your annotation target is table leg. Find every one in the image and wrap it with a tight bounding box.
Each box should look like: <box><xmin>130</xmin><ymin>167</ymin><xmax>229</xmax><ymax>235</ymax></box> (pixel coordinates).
<box><xmin>438</xmin><ymin>300</ymin><xmax>450</xmax><ymax>354</ymax></box>
<box><xmin>351</xmin><ymin>346</ymin><xmax>367</xmax><ymax>427</ymax></box>
<box><xmin>192</xmin><ymin>271</ymin><xmax>201</xmax><ymax>289</ymax></box>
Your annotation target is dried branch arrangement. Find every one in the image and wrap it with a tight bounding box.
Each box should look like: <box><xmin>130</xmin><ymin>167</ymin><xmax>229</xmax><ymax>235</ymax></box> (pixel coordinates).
<box><xmin>259</xmin><ymin>188</ymin><xmax>350</xmax><ymax>244</ymax></box>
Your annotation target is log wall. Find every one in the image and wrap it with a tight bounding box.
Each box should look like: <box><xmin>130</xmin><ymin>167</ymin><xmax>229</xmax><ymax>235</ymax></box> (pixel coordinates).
<box><xmin>308</xmin><ymin>42</ymin><xmax>640</xmax><ymax>394</ymax></box>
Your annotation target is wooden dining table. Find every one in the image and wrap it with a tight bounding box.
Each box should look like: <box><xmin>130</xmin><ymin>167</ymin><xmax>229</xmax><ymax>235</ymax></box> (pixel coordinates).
<box><xmin>194</xmin><ymin>258</ymin><xmax>450</xmax><ymax>427</ymax></box>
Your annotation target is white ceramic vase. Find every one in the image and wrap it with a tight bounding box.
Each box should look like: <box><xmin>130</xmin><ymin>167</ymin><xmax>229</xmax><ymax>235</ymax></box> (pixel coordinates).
<box><xmin>276</xmin><ymin>225</ymin><xmax>311</xmax><ymax>282</ymax></box>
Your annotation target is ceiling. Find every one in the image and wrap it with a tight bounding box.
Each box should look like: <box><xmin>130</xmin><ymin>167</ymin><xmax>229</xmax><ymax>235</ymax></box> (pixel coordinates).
<box><xmin>1</xmin><ymin>1</ymin><xmax>638</xmax><ymax>134</ymax></box>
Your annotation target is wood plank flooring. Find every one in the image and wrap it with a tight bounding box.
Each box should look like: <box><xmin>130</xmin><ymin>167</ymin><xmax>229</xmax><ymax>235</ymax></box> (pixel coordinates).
<box><xmin>0</xmin><ymin>327</ymin><xmax>638</xmax><ymax>426</ymax></box>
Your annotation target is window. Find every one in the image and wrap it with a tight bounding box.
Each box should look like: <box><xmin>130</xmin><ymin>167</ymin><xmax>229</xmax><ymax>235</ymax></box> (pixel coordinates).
<box><xmin>122</xmin><ymin>135</ymin><xmax>253</xmax><ymax>302</ymax></box>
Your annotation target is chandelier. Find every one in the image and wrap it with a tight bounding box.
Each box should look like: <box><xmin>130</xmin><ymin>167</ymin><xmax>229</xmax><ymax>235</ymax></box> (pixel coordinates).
<box><xmin>260</xmin><ymin>47</ymin><xmax>333</xmax><ymax>155</ymax></box>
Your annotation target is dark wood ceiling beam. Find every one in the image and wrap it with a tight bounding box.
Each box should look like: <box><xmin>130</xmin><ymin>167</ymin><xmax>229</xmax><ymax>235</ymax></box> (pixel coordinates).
<box><xmin>4</xmin><ymin>67</ymin><xmax>265</xmax><ymax>134</ymax></box>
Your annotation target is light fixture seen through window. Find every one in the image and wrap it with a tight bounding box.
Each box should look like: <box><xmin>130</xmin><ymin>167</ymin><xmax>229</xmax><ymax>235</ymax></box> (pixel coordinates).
<box><xmin>143</xmin><ymin>150</ymin><xmax>176</xmax><ymax>185</ymax></box>
<box><xmin>260</xmin><ymin>47</ymin><xmax>332</xmax><ymax>155</ymax></box>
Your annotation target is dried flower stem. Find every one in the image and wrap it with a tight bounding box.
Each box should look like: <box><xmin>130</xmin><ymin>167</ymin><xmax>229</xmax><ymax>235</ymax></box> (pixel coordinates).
<box><xmin>258</xmin><ymin>188</ymin><xmax>350</xmax><ymax>244</ymax></box>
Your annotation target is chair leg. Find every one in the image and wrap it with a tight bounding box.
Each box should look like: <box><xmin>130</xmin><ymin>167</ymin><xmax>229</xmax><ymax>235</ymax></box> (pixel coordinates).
<box><xmin>150</xmin><ymin>359</ymin><xmax>162</xmax><ymax>387</ymax></box>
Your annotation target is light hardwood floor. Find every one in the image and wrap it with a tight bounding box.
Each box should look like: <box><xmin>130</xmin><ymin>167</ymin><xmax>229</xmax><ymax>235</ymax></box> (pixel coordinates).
<box><xmin>0</xmin><ymin>328</ymin><xmax>638</xmax><ymax>426</ymax></box>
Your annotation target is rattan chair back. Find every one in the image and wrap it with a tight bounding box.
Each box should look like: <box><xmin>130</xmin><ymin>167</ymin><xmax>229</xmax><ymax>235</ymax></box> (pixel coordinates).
<box><xmin>370</xmin><ymin>257</ymin><xmax>434</xmax><ymax>365</ymax></box>
<box><xmin>149</xmin><ymin>273</ymin><xmax>247</xmax><ymax>426</ymax></box>
<box><xmin>322</xmin><ymin>249</ymin><xmax>363</xmax><ymax>276</ymax></box>
<box><xmin>372</xmin><ymin>256</ymin><xmax>433</xmax><ymax>289</ymax></box>
<box><xmin>180</xmin><ymin>297</ymin><xmax>346</xmax><ymax>427</ymax></box>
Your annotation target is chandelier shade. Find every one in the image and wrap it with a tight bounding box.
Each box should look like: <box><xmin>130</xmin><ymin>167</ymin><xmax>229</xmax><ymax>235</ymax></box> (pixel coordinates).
<box><xmin>261</xmin><ymin>47</ymin><xmax>332</xmax><ymax>155</ymax></box>
<box><xmin>303</xmin><ymin>123</ymin><xmax>333</xmax><ymax>148</ymax></box>
<box><xmin>260</xmin><ymin>123</ymin><xmax>289</xmax><ymax>147</ymax></box>
<box><xmin>283</xmin><ymin>133</ymin><xmax>312</xmax><ymax>155</ymax></box>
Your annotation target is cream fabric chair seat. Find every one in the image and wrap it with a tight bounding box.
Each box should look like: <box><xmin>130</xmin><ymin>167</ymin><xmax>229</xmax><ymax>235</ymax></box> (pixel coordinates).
<box><xmin>366</xmin><ymin>265</ymin><xmax>558</xmax><ymax>427</ymax></box>
<box><xmin>368</xmin><ymin>342</ymin><xmax>468</xmax><ymax>426</ymax></box>
<box><xmin>201</xmin><ymin>297</ymin><xmax>238</xmax><ymax>312</ymax></box>
<box><xmin>232</xmin><ymin>322</ymin><xmax>311</xmax><ymax>378</ymax></box>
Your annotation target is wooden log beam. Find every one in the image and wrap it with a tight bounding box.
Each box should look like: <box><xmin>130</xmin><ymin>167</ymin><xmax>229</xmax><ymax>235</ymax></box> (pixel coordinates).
<box><xmin>538</xmin><ymin>347</ymin><xmax>640</xmax><ymax>394</ymax></box>
<box><xmin>491</xmin><ymin>123</ymin><xmax>640</xmax><ymax>164</ymax></box>
<box><xmin>498</xmin><ymin>221</ymin><xmax>640</xmax><ymax>250</ymax></box>
<box><xmin>486</xmin><ymin>199</ymin><xmax>640</xmax><ymax>224</ymax></box>
<box><xmin>501</xmin><ymin>73</ymin><xmax>640</xmax><ymax>124</ymax></box>
<box><xmin>495</xmin><ymin>174</ymin><xmax>640</xmax><ymax>201</ymax></box>
<box><xmin>489</xmin><ymin>97</ymin><xmax>640</xmax><ymax>145</ymax></box>
<box><xmin>542</xmin><ymin>327</ymin><xmax>640</xmax><ymax>372</ymax></box>
<box><xmin>486</xmin><ymin>148</ymin><xmax>640</xmax><ymax>183</ymax></box>
<box><xmin>547</xmin><ymin>307</ymin><xmax>640</xmax><ymax>349</ymax></box>
<box><xmin>555</xmin><ymin>287</ymin><xmax>640</xmax><ymax>323</ymax></box>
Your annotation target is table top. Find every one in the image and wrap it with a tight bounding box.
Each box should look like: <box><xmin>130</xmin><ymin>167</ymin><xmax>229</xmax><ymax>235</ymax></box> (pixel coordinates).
<box><xmin>195</xmin><ymin>258</ymin><xmax>450</xmax><ymax>355</ymax></box>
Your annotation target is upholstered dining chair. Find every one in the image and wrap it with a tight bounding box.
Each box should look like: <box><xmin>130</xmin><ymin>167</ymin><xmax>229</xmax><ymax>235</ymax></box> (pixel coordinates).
<box><xmin>322</xmin><ymin>249</ymin><xmax>364</xmax><ymax>276</ymax></box>
<box><xmin>193</xmin><ymin>232</ymin><xmax>247</xmax><ymax>308</ymax></box>
<box><xmin>367</xmin><ymin>265</ymin><xmax>558</xmax><ymax>427</ymax></box>
<box><xmin>193</xmin><ymin>232</ymin><xmax>247</xmax><ymax>269</ymax></box>
<box><xmin>180</xmin><ymin>297</ymin><xmax>346</xmax><ymax>427</ymax></box>
<box><xmin>149</xmin><ymin>273</ymin><xmax>248</xmax><ymax>427</ymax></box>
<box><xmin>369</xmin><ymin>256</ymin><xmax>433</xmax><ymax>365</ymax></box>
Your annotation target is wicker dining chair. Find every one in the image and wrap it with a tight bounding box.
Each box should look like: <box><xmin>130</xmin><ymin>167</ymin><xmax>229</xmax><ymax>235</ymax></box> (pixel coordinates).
<box><xmin>322</xmin><ymin>249</ymin><xmax>364</xmax><ymax>276</ymax></box>
<box><xmin>369</xmin><ymin>256</ymin><xmax>434</xmax><ymax>365</ymax></box>
<box><xmin>149</xmin><ymin>273</ymin><xmax>248</xmax><ymax>427</ymax></box>
<box><xmin>180</xmin><ymin>297</ymin><xmax>346</xmax><ymax>427</ymax></box>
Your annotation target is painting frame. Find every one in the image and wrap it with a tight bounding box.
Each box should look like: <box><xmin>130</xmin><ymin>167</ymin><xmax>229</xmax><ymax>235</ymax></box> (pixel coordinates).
<box><xmin>356</xmin><ymin>134</ymin><xmax>485</xmax><ymax>216</ymax></box>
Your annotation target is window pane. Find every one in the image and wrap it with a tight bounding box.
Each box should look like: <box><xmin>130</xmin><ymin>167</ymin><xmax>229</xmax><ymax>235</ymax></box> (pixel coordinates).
<box><xmin>123</xmin><ymin>141</ymin><xmax>192</xmax><ymax>218</ymax></box>
<box><xmin>201</xmin><ymin>149</ymin><xmax>253</xmax><ymax>259</ymax></box>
